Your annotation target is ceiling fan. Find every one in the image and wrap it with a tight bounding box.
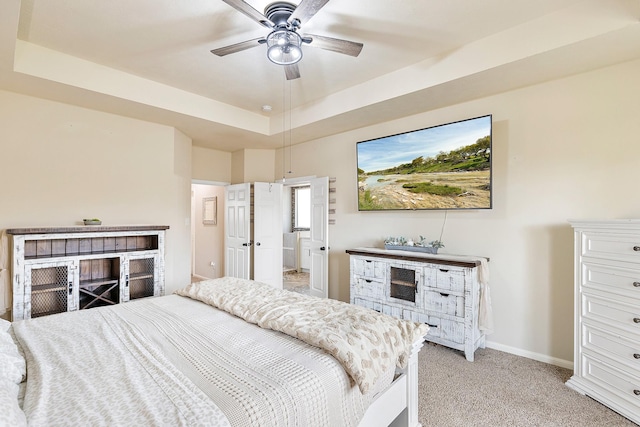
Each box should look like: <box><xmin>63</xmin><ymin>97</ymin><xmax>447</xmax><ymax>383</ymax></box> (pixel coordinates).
<box><xmin>211</xmin><ymin>0</ymin><xmax>364</xmax><ymax>80</ymax></box>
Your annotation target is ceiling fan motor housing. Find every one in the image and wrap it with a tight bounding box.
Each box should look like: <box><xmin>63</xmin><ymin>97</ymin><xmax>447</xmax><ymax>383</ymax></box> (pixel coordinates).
<box><xmin>265</xmin><ymin>2</ymin><xmax>298</xmax><ymax>29</ymax></box>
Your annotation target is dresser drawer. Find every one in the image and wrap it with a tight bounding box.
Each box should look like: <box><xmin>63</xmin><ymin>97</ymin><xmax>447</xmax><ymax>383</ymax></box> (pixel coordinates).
<box><xmin>440</xmin><ymin>318</ymin><xmax>465</xmax><ymax>344</ymax></box>
<box><xmin>409</xmin><ymin>313</ymin><xmax>464</xmax><ymax>344</ymax></box>
<box><xmin>583</xmin><ymin>323</ymin><xmax>640</xmax><ymax>374</ymax></box>
<box><xmin>352</xmin><ymin>277</ymin><xmax>384</xmax><ymax>300</ymax></box>
<box><xmin>581</xmin><ymin>231</ymin><xmax>640</xmax><ymax>264</ymax></box>
<box><xmin>380</xmin><ymin>304</ymin><xmax>402</xmax><ymax>318</ymax></box>
<box><xmin>582</xmin><ymin>293</ymin><xmax>640</xmax><ymax>336</ymax></box>
<box><xmin>581</xmin><ymin>354</ymin><xmax>640</xmax><ymax>411</ymax></box>
<box><xmin>351</xmin><ymin>256</ymin><xmax>387</xmax><ymax>280</ymax></box>
<box><xmin>404</xmin><ymin>311</ymin><xmax>443</xmax><ymax>340</ymax></box>
<box><xmin>353</xmin><ymin>297</ymin><xmax>382</xmax><ymax>313</ymax></box>
<box><xmin>583</xmin><ymin>262</ymin><xmax>640</xmax><ymax>297</ymax></box>
<box><xmin>431</xmin><ymin>266</ymin><xmax>467</xmax><ymax>293</ymax></box>
<box><xmin>423</xmin><ymin>290</ymin><xmax>465</xmax><ymax>317</ymax></box>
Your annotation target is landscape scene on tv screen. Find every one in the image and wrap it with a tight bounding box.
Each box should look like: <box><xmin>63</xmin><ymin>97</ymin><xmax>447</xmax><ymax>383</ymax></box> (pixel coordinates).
<box><xmin>357</xmin><ymin>115</ymin><xmax>492</xmax><ymax>211</ymax></box>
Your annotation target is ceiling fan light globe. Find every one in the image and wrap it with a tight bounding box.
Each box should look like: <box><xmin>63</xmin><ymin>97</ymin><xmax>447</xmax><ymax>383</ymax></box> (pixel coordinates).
<box><xmin>267</xmin><ymin>45</ymin><xmax>302</xmax><ymax>65</ymax></box>
<box><xmin>266</xmin><ymin>30</ymin><xmax>303</xmax><ymax>65</ymax></box>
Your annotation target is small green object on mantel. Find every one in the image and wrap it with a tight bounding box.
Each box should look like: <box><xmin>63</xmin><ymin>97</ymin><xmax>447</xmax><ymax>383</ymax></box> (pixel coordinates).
<box><xmin>83</xmin><ymin>218</ymin><xmax>102</xmax><ymax>225</ymax></box>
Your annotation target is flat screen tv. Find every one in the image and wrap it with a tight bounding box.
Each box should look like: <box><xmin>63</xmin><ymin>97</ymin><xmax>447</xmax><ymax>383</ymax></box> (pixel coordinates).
<box><xmin>357</xmin><ymin>114</ymin><xmax>492</xmax><ymax>211</ymax></box>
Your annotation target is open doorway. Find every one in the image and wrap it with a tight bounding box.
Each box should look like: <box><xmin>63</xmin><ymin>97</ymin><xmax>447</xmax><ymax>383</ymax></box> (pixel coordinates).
<box><xmin>280</xmin><ymin>176</ymin><xmax>330</xmax><ymax>298</ymax></box>
<box><xmin>191</xmin><ymin>181</ymin><xmax>226</xmax><ymax>283</ymax></box>
<box><xmin>282</xmin><ymin>183</ymin><xmax>310</xmax><ymax>295</ymax></box>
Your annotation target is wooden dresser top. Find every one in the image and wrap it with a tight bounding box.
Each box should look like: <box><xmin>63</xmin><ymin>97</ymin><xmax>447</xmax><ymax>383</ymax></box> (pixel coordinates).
<box><xmin>6</xmin><ymin>225</ymin><xmax>170</xmax><ymax>235</ymax></box>
<box><xmin>346</xmin><ymin>247</ymin><xmax>488</xmax><ymax>268</ymax></box>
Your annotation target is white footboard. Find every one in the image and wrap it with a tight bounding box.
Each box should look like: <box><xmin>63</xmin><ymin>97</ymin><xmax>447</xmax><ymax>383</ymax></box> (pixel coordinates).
<box><xmin>358</xmin><ymin>337</ymin><xmax>424</xmax><ymax>427</ymax></box>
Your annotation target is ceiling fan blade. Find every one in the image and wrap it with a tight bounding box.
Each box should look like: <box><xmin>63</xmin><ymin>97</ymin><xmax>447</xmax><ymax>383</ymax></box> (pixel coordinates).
<box><xmin>304</xmin><ymin>34</ymin><xmax>363</xmax><ymax>57</ymax></box>
<box><xmin>289</xmin><ymin>0</ymin><xmax>330</xmax><ymax>26</ymax></box>
<box><xmin>284</xmin><ymin>64</ymin><xmax>301</xmax><ymax>80</ymax></box>
<box><xmin>211</xmin><ymin>37</ymin><xmax>264</xmax><ymax>56</ymax></box>
<box><xmin>221</xmin><ymin>0</ymin><xmax>274</xmax><ymax>28</ymax></box>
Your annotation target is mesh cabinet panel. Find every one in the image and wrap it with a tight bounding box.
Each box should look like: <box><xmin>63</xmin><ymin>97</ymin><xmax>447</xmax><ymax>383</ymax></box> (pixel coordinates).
<box><xmin>390</xmin><ymin>266</ymin><xmax>416</xmax><ymax>303</ymax></box>
<box><xmin>129</xmin><ymin>258</ymin><xmax>155</xmax><ymax>299</ymax></box>
<box><xmin>31</xmin><ymin>266</ymin><xmax>68</xmax><ymax>317</ymax></box>
<box><xmin>391</xmin><ymin>267</ymin><xmax>415</xmax><ymax>284</ymax></box>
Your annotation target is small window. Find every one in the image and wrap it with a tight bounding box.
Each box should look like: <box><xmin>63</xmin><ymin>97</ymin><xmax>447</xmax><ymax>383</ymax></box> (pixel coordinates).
<box><xmin>292</xmin><ymin>186</ymin><xmax>310</xmax><ymax>230</ymax></box>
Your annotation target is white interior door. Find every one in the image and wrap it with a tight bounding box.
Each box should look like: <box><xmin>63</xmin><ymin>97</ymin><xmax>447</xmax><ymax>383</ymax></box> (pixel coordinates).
<box><xmin>253</xmin><ymin>182</ymin><xmax>283</xmax><ymax>288</ymax></box>
<box><xmin>224</xmin><ymin>183</ymin><xmax>251</xmax><ymax>279</ymax></box>
<box><xmin>309</xmin><ymin>177</ymin><xmax>329</xmax><ymax>298</ymax></box>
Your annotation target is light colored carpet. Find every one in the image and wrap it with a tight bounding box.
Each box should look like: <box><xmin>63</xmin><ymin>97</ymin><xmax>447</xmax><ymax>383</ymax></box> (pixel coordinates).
<box><xmin>419</xmin><ymin>343</ymin><xmax>636</xmax><ymax>426</ymax></box>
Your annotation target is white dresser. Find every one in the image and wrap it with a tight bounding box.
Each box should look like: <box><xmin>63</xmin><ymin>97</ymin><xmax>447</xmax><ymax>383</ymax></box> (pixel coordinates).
<box><xmin>566</xmin><ymin>220</ymin><xmax>640</xmax><ymax>424</ymax></box>
<box><xmin>346</xmin><ymin>248</ymin><xmax>488</xmax><ymax>361</ymax></box>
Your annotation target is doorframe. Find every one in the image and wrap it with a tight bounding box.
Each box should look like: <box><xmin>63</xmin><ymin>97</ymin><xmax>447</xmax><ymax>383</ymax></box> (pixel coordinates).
<box><xmin>278</xmin><ymin>175</ymin><xmax>329</xmax><ymax>297</ymax></box>
<box><xmin>191</xmin><ymin>179</ymin><xmax>229</xmax><ymax>281</ymax></box>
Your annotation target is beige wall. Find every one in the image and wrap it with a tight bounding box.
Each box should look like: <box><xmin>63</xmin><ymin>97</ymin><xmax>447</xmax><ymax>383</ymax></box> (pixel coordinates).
<box><xmin>275</xmin><ymin>58</ymin><xmax>640</xmax><ymax>366</ymax></box>
<box><xmin>231</xmin><ymin>149</ymin><xmax>276</xmax><ymax>183</ymax></box>
<box><xmin>0</xmin><ymin>89</ymin><xmax>193</xmax><ymax>315</ymax></box>
<box><xmin>192</xmin><ymin>146</ymin><xmax>231</xmax><ymax>183</ymax></box>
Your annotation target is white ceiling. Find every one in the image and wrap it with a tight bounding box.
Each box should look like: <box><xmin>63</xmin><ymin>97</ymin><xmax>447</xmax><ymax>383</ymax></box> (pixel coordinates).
<box><xmin>1</xmin><ymin>0</ymin><xmax>640</xmax><ymax>152</ymax></box>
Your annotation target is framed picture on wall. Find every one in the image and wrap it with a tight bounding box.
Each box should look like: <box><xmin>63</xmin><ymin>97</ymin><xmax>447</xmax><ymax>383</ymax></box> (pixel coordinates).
<box><xmin>203</xmin><ymin>197</ymin><xmax>217</xmax><ymax>225</ymax></box>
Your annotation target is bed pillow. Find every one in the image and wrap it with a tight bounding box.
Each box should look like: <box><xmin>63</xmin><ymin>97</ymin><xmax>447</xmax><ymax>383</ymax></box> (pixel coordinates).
<box><xmin>0</xmin><ymin>379</ymin><xmax>28</xmax><ymax>427</ymax></box>
<box><xmin>0</xmin><ymin>319</ymin><xmax>26</xmax><ymax>384</ymax></box>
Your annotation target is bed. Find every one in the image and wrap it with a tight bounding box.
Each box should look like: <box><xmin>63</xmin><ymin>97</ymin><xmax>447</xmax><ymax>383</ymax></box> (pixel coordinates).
<box><xmin>1</xmin><ymin>277</ymin><xmax>428</xmax><ymax>427</ymax></box>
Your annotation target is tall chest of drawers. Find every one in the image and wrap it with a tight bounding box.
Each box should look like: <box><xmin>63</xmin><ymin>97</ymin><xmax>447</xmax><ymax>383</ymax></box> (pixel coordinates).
<box><xmin>567</xmin><ymin>220</ymin><xmax>640</xmax><ymax>424</ymax></box>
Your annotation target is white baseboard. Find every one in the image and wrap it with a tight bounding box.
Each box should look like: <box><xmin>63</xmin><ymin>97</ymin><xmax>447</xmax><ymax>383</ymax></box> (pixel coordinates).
<box><xmin>485</xmin><ymin>340</ymin><xmax>573</xmax><ymax>370</ymax></box>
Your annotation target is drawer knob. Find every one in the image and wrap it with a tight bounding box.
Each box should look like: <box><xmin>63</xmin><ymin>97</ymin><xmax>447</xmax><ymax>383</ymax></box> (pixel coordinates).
<box><xmin>634</xmin><ymin>354</ymin><xmax>640</xmax><ymax>359</ymax></box>
<box><xmin>635</xmin><ymin>390</ymin><xmax>640</xmax><ymax>396</ymax></box>
<box><xmin>635</xmin><ymin>246</ymin><xmax>640</xmax><ymax>252</ymax></box>
<box><xmin>634</xmin><ymin>318</ymin><xmax>640</xmax><ymax>324</ymax></box>
<box><xmin>634</xmin><ymin>282</ymin><xmax>640</xmax><ymax>288</ymax></box>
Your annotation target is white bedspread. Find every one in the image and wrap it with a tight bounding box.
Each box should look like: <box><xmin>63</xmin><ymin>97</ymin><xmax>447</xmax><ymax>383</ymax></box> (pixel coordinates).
<box><xmin>13</xmin><ymin>302</ymin><xmax>229</xmax><ymax>427</ymax></box>
<box><xmin>176</xmin><ymin>277</ymin><xmax>429</xmax><ymax>394</ymax></box>
<box><xmin>12</xmin><ymin>294</ymin><xmax>385</xmax><ymax>427</ymax></box>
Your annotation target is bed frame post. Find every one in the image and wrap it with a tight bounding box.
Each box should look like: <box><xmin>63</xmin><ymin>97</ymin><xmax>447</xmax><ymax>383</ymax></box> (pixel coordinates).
<box><xmin>388</xmin><ymin>336</ymin><xmax>424</xmax><ymax>427</ymax></box>
<box><xmin>406</xmin><ymin>337</ymin><xmax>424</xmax><ymax>427</ymax></box>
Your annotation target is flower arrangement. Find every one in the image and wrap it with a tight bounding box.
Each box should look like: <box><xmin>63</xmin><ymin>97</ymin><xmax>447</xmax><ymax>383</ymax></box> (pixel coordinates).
<box><xmin>384</xmin><ymin>235</ymin><xmax>444</xmax><ymax>253</ymax></box>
